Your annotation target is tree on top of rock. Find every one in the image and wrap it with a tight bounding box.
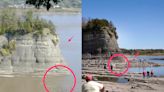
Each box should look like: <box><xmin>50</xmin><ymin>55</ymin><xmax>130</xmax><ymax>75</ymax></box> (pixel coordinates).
<box><xmin>82</xmin><ymin>18</ymin><xmax>118</xmax><ymax>39</ymax></box>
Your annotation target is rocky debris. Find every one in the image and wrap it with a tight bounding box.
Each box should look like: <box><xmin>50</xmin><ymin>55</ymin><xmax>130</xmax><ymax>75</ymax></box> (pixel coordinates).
<box><xmin>0</xmin><ymin>29</ymin><xmax>66</xmax><ymax>73</ymax></box>
<box><xmin>82</xmin><ymin>58</ymin><xmax>164</xmax><ymax>83</ymax></box>
<box><xmin>82</xmin><ymin>78</ymin><xmax>164</xmax><ymax>92</ymax></box>
<box><xmin>131</xmin><ymin>83</ymin><xmax>155</xmax><ymax>90</ymax></box>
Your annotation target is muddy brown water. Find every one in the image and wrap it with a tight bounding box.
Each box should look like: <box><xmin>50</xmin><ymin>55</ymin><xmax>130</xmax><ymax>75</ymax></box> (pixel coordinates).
<box><xmin>0</xmin><ymin>74</ymin><xmax>75</xmax><ymax>92</ymax></box>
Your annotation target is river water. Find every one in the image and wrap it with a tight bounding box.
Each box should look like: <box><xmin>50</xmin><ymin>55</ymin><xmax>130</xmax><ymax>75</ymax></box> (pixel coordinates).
<box><xmin>128</xmin><ymin>56</ymin><xmax>164</xmax><ymax>77</ymax></box>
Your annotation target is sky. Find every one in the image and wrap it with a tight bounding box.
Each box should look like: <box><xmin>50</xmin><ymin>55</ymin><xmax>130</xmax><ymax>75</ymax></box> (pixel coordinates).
<box><xmin>83</xmin><ymin>0</ymin><xmax>164</xmax><ymax>49</ymax></box>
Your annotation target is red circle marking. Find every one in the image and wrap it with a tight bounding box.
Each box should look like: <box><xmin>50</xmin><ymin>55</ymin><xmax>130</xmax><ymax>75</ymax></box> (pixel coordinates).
<box><xmin>42</xmin><ymin>64</ymin><xmax>76</xmax><ymax>92</ymax></box>
<box><xmin>107</xmin><ymin>54</ymin><xmax>131</xmax><ymax>77</ymax></box>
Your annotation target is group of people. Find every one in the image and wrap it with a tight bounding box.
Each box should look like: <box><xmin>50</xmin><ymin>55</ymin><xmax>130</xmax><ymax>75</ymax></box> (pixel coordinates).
<box><xmin>142</xmin><ymin>70</ymin><xmax>154</xmax><ymax>78</ymax></box>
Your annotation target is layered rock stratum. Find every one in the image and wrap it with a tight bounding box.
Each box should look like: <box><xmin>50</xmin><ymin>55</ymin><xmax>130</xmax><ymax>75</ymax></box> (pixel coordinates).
<box><xmin>82</xmin><ymin>20</ymin><xmax>120</xmax><ymax>55</ymax></box>
<box><xmin>0</xmin><ymin>28</ymin><xmax>66</xmax><ymax>73</ymax></box>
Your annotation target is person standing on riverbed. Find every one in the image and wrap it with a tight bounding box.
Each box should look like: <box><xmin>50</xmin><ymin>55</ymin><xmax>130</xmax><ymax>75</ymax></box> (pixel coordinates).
<box><xmin>143</xmin><ymin>71</ymin><xmax>146</xmax><ymax>78</ymax></box>
<box><xmin>147</xmin><ymin>71</ymin><xmax>150</xmax><ymax>78</ymax></box>
<box><xmin>151</xmin><ymin>70</ymin><xmax>154</xmax><ymax>77</ymax></box>
<box><xmin>104</xmin><ymin>63</ymin><xmax>107</xmax><ymax>69</ymax></box>
<box><xmin>82</xmin><ymin>75</ymin><xmax>105</xmax><ymax>92</ymax></box>
<box><xmin>110</xmin><ymin>64</ymin><xmax>113</xmax><ymax>71</ymax></box>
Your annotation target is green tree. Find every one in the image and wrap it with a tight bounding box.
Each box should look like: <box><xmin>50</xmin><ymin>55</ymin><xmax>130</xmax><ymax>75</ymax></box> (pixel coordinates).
<box><xmin>0</xmin><ymin>9</ymin><xmax>18</xmax><ymax>35</ymax></box>
<box><xmin>82</xmin><ymin>18</ymin><xmax>119</xmax><ymax>39</ymax></box>
<box><xmin>23</xmin><ymin>21</ymin><xmax>32</xmax><ymax>33</ymax></box>
<box><xmin>0</xmin><ymin>9</ymin><xmax>56</xmax><ymax>36</ymax></box>
<box><xmin>23</xmin><ymin>10</ymin><xmax>33</xmax><ymax>33</ymax></box>
<box><xmin>26</xmin><ymin>0</ymin><xmax>62</xmax><ymax>10</ymax></box>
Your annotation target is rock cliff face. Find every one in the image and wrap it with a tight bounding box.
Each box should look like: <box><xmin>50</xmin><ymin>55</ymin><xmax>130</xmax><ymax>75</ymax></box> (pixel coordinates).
<box><xmin>0</xmin><ymin>29</ymin><xmax>66</xmax><ymax>73</ymax></box>
<box><xmin>82</xmin><ymin>26</ymin><xmax>120</xmax><ymax>55</ymax></box>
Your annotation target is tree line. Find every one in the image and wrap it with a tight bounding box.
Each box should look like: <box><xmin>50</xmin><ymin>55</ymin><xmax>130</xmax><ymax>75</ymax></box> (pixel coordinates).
<box><xmin>121</xmin><ymin>48</ymin><xmax>164</xmax><ymax>55</ymax></box>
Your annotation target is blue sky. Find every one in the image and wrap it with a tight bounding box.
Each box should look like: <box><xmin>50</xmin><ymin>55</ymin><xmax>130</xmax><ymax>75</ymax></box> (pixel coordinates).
<box><xmin>83</xmin><ymin>0</ymin><xmax>164</xmax><ymax>49</ymax></box>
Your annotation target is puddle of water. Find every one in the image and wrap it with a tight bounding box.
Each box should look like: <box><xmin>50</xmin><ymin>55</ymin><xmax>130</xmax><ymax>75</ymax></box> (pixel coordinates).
<box><xmin>117</xmin><ymin>77</ymin><xmax>129</xmax><ymax>83</ymax></box>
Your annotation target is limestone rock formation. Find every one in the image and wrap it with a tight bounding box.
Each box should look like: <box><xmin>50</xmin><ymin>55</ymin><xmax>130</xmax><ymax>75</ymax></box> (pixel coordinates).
<box><xmin>82</xmin><ymin>20</ymin><xmax>120</xmax><ymax>55</ymax></box>
<box><xmin>0</xmin><ymin>28</ymin><xmax>66</xmax><ymax>73</ymax></box>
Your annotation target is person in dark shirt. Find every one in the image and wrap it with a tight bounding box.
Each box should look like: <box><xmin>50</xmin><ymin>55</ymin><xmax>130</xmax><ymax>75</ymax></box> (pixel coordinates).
<box><xmin>110</xmin><ymin>65</ymin><xmax>113</xmax><ymax>71</ymax></box>
<box><xmin>104</xmin><ymin>63</ymin><xmax>107</xmax><ymax>69</ymax></box>
<box><xmin>151</xmin><ymin>70</ymin><xmax>154</xmax><ymax>77</ymax></box>
<box><xmin>147</xmin><ymin>71</ymin><xmax>150</xmax><ymax>77</ymax></box>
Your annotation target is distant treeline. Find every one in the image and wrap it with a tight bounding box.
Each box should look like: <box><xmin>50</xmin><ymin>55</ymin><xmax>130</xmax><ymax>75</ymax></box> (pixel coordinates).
<box><xmin>121</xmin><ymin>48</ymin><xmax>164</xmax><ymax>55</ymax></box>
<box><xmin>0</xmin><ymin>0</ymin><xmax>81</xmax><ymax>8</ymax></box>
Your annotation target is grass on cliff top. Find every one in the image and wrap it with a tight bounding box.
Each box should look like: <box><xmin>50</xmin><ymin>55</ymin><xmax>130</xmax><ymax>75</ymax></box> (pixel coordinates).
<box><xmin>0</xmin><ymin>9</ymin><xmax>56</xmax><ymax>36</ymax></box>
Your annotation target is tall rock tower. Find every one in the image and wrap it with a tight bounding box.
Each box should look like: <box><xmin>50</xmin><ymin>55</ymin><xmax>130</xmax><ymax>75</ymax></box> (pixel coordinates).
<box><xmin>82</xmin><ymin>18</ymin><xmax>120</xmax><ymax>55</ymax></box>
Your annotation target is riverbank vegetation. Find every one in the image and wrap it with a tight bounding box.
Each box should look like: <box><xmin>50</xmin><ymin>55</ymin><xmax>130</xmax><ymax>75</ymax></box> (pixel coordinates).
<box><xmin>0</xmin><ymin>9</ymin><xmax>55</xmax><ymax>36</ymax></box>
<box><xmin>121</xmin><ymin>48</ymin><xmax>164</xmax><ymax>56</ymax></box>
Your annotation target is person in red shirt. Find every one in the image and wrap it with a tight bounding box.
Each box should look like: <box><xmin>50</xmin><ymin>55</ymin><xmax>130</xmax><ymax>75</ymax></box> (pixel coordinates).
<box><xmin>82</xmin><ymin>74</ymin><xmax>105</xmax><ymax>92</ymax></box>
<box><xmin>143</xmin><ymin>71</ymin><xmax>146</xmax><ymax>78</ymax></box>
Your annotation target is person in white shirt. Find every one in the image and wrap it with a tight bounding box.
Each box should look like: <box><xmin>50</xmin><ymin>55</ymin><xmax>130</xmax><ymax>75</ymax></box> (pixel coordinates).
<box><xmin>82</xmin><ymin>75</ymin><xmax>105</xmax><ymax>92</ymax></box>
